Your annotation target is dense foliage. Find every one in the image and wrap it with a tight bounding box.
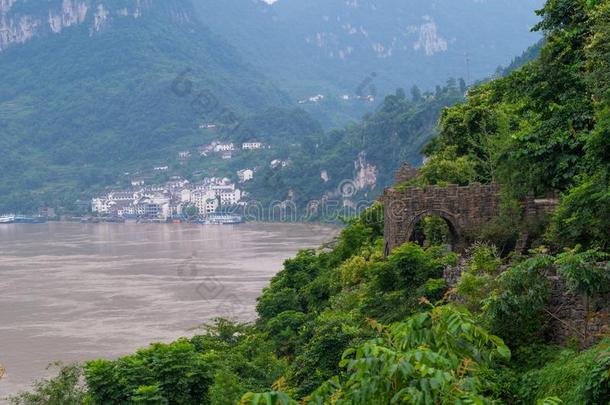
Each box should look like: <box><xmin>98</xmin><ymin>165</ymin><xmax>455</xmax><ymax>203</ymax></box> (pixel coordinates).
<box><xmin>242</xmin><ymin>83</ymin><xmax>464</xmax><ymax>211</ymax></box>
<box><xmin>307</xmin><ymin>305</ymin><xmax>510</xmax><ymax>404</ymax></box>
<box><xmin>417</xmin><ymin>0</ymin><xmax>610</xmax><ymax>250</ymax></box>
<box><xmin>11</xmin><ymin>205</ymin><xmax>610</xmax><ymax>404</ymax></box>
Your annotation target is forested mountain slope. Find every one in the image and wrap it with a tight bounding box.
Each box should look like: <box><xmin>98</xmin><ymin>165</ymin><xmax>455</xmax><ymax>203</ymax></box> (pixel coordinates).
<box><xmin>0</xmin><ymin>0</ymin><xmax>545</xmax><ymax>213</ymax></box>
<box><xmin>0</xmin><ymin>0</ymin><xmax>288</xmax><ymax>211</ymax></box>
<box><xmin>242</xmin><ymin>82</ymin><xmax>465</xmax><ymax>210</ymax></box>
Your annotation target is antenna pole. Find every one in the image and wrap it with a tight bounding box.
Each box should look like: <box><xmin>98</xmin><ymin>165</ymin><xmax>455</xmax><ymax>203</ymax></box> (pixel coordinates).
<box><xmin>465</xmin><ymin>52</ymin><xmax>471</xmax><ymax>84</ymax></box>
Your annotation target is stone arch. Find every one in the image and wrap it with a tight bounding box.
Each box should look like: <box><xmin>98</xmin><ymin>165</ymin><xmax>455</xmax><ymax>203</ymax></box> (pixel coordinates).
<box><xmin>405</xmin><ymin>209</ymin><xmax>461</xmax><ymax>250</ymax></box>
<box><xmin>382</xmin><ymin>181</ymin><xmax>501</xmax><ymax>256</ymax></box>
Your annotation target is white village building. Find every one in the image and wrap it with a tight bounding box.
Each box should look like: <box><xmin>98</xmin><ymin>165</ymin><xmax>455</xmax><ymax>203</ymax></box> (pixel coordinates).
<box><xmin>237</xmin><ymin>169</ymin><xmax>254</xmax><ymax>182</ymax></box>
<box><xmin>191</xmin><ymin>190</ymin><xmax>218</xmax><ymax>214</ymax></box>
<box><xmin>242</xmin><ymin>142</ymin><xmax>263</xmax><ymax>150</ymax></box>
<box><xmin>214</xmin><ymin>143</ymin><xmax>235</xmax><ymax>152</ymax></box>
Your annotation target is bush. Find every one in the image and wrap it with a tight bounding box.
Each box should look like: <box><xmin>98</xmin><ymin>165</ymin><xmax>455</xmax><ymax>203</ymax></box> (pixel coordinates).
<box><xmin>257</xmin><ymin>288</ymin><xmax>302</xmax><ymax>322</ymax></box>
<box><xmin>85</xmin><ymin>340</ymin><xmax>214</xmax><ymax>405</ymax></box>
<box><xmin>411</xmin><ymin>146</ymin><xmax>478</xmax><ymax>186</ymax></box>
<box><xmin>309</xmin><ymin>306</ymin><xmax>510</xmax><ymax>404</ymax></box>
<box><xmin>208</xmin><ymin>369</ymin><xmax>246</xmax><ymax>405</ymax></box>
<box><xmin>265</xmin><ymin>311</ymin><xmax>308</xmax><ymax>358</ymax></box>
<box><xmin>518</xmin><ymin>341</ymin><xmax>610</xmax><ymax>404</ymax></box>
<box><xmin>482</xmin><ymin>252</ymin><xmax>552</xmax><ymax>347</ymax></box>
<box><xmin>457</xmin><ymin>243</ymin><xmax>503</xmax><ymax>312</ymax></box>
<box><xmin>336</xmin><ymin>255</ymin><xmax>369</xmax><ymax>288</ymax></box>
<box><xmin>554</xmin><ymin>247</ymin><xmax>610</xmax><ymax>296</ymax></box>
<box><xmin>9</xmin><ymin>363</ymin><xmax>86</xmax><ymax>405</ymax></box>
<box><xmin>286</xmin><ymin>311</ymin><xmax>368</xmax><ymax>398</ymax></box>
<box><xmin>548</xmin><ymin>174</ymin><xmax>610</xmax><ymax>250</ymax></box>
<box><xmin>362</xmin><ymin>243</ymin><xmax>455</xmax><ymax>322</ymax></box>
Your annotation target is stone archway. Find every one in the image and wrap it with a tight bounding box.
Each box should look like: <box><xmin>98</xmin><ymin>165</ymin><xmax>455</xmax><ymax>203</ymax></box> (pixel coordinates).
<box><xmin>382</xmin><ymin>182</ymin><xmax>501</xmax><ymax>255</ymax></box>
<box><xmin>382</xmin><ymin>164</ymin><xmax>561</xmax><ymax>256</ymax></box>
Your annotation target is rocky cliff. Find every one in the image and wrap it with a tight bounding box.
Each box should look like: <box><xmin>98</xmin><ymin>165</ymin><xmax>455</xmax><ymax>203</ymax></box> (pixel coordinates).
<box><xmin>0</xmin><ymin>0</ymin><xmax>185</xmax><ymax>51</ymax></box>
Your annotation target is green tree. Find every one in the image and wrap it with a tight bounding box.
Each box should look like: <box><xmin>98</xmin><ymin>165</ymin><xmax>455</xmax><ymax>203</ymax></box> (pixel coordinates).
<box><xmin>482</xmin><ymin>252</ymin><xmax>553</xmax><ymax>347</ymax></box>
<box><xmin>9</xmin><ymin>363</ymin><xmax>86</xmax><ymax>405</ymax></box>
<box><xmin>247</xmin><ymin>306</ymin><xmax>510</xmax><ymax>404</ymax></box>
<box><xmin>85</xmin><ymin>340</ymin><xmax>214</xmax><ymax>405</ymax></box>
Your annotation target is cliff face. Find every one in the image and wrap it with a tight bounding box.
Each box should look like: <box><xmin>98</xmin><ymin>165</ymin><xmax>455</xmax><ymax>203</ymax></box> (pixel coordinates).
<box><xmin>0</xmin><ymin>0</ymin><xmax>187</xmax><ymax>51</ymax></box>
<box><xmin>353</xmin><ymin>152</ymin><xmax>378</xmax><ymax>191</ymax></box>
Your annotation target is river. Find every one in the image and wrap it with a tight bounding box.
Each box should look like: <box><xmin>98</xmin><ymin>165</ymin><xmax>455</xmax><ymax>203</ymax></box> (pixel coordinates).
<box><xmin>0</xmin><ymin>222</ymin><xmax>337</xmax><ymax>400</ymax></box>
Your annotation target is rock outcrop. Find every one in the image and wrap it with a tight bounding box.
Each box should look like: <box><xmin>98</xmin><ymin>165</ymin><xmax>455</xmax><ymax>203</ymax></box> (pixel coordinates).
<box><xmin>0</xmin><ymin>0</ymin><xmax>171</xmax><ymax>52</ymax></box>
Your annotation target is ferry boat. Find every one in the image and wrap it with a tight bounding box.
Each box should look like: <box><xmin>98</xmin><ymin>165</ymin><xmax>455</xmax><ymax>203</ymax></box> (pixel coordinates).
<box><xmin>101</xmin><ymin>217</ymin><xmax>126</xmax><ymax>223</ymax></box>
<box><xmin>136</xmin><ymin>217</ymin><xmax>165</xmax><ymax>224</ymax></box>
<box><xmin>0</xmin><ymin>215</ymin><xmax>15</xmax><ymax>224</ymax></box>
<box><xmin>14</xmin><ymin>215</ymin><xmax>46</xmax><ymax>224</ymax></box>
<box><xmin>0</xmin><ymin>215</ymin><xmax>46</xmax><ymax>224</ymax></box>
<box><xmin>80</xmin><ymin>216</ymin><xmax>100</xmax><ymax>224</ymax></box>
<box><xmin>202</xmin><ymin>214</ymin><xmax>243</xmax><ymax>225</ymax></box>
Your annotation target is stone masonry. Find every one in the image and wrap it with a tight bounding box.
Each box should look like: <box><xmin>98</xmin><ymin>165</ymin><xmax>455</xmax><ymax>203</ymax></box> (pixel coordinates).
<box><xmin>382</xmin><ymin>179</ymin><xmax>501</xmax><ymax>255</ymax></box>
<box><xmin>382</xmin><ymin>164</ymin><xmax>559</xmax><ymax>255</ymax></box>
<box><xmin>546</xmin><ymin>268</ymin><xmax>610</xmax><ymax>347</ymax></box>
<box><xmin>444</xmin><ymin>262</ymin><xmax>610</xmax><ymax>348</ymax></box>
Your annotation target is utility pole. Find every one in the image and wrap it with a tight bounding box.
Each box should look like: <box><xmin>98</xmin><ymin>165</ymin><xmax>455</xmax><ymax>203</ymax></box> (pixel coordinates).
<box><xmin>465</xmin><ymin>52</ymin><xmax>471</xmax><ymax>85</ymax></box>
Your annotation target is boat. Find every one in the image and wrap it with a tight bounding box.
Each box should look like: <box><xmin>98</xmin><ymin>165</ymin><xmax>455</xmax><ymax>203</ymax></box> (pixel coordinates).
<box><xmin>202</xmin><ymin>214</ymin><xmax>243</xmax><ymax>225</ymax></box>
<box><xmin>136</xmin><ymin>217</ymin><xmax>165</xmax><ymax>224</ymax></box>
<box><xmin>80</xmin><ymin>216</ymin><xmax>100</xmax><ymax>224</ymax></box>
<box><xmin>0</xmin><ymin>215</ymin><xmax>15</xmax><ymax>224</ymax></box>
<box><xmin>0</xmin><ymin>214</ymin><xmax>46</xmax><ymax>224</ymax></box>
<box><xmin>102</xmin><ymin>217</ymin><xmax>126</xmax><ymax>223</ymax></box>
<box><xmin>14</xmin><ymin>215</ymin><xmax>47</xmax><ymax>224</ymax></box>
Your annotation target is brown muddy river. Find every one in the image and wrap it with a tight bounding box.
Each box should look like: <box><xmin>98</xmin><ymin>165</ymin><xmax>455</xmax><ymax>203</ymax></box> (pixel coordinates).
<box><xmin>0</xmin><ymin>222</ymin><xmax>337</xmax><ymax>400</ymax></box>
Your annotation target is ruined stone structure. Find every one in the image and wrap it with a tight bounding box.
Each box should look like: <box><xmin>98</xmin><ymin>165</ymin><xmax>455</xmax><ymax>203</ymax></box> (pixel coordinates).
<box><xmin>384</xmin><ymin>163</ymin><xmax>607</xmax><ymax>347</ymax></box>
<box><xmin>382</xmin><ymin>181</ymin><xmax>501</xmax><ymax>254</ymax></box>
<box><xmin>393</xmin><ymin>162</ymin><xmax>420</xmax><ymax>184</ymax></box>
<box><xmin>382</xmin><ymin>164</ymin><xmax>559</xmax><ymax>255</ymax></box>
<box><xmin>546</xmin><ymin>269</ymin><xmax>610</xmax><ymax>347</ymax></box>
<box><xmin>515</xmin><ymin>191</ymin><xmax>561</xmax><ymax>252</ymax></box>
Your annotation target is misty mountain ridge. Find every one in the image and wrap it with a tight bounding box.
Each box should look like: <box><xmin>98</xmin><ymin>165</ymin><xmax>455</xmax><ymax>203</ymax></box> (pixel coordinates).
<box><xmin>194</xmin><ymin>0</ymin><xmax>544</xmax><ymax>96</ymax></box>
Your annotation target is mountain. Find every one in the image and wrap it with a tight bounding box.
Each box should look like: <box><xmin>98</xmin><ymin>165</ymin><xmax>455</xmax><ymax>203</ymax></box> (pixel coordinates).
<box><xmin>193</xmin><ymin>0</ymin><xmax>544</xmax><ymax>103</ymax></box>
<box><xmin>0</xmin><ymin>0</ymin><xmax>288</xmax><ymax>211</ymax></box>
<box><xmin>0</xmin><ymin>0</ymin><xmax>545</xmax><ymax>213</ymax></box>
<box><xmin>238</xmin><ymin>81</ymin><xmax>465</xmax><ymax>214</ymax></box>
<box><xmin>10</xmin><ymin>1</ymin><xmax>610</xmax><ymax>403</ymax></box>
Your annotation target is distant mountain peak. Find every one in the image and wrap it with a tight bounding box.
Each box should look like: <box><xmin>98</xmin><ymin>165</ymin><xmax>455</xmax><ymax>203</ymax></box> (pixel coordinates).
<box><xmin>193</xmin><ymin>0</ymin><xmax>543</xmax><ymax>99</ymax></box>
